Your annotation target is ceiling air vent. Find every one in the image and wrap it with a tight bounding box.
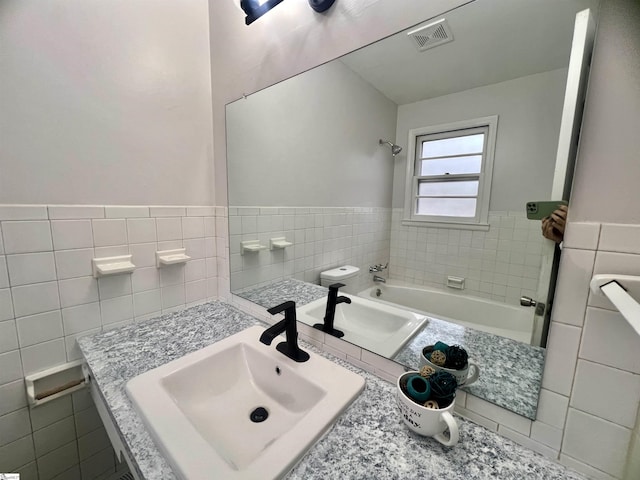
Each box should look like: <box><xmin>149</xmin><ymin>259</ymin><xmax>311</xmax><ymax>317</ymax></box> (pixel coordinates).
<box><xmin>407</xmin><ymin>18</ymin><xmax>454</xmax><ymax>52</ymax></box>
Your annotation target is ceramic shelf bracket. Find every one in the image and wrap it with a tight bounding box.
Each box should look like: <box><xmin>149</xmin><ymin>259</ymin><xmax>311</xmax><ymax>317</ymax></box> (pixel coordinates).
<box><xmin>92</xmin><ymin>255</ymin><xmax>135</xmax><ymax>278</ymax></box>
<box><xmin>156</xmin><ymin>248</ymin><xmax>191</xmax><ymax>268</ymax></box>
<box><xmin>590</xmin><ymin>274</ymin><xmax>640</xmax><ymax>338</ymax></box>
<box><xmin>25</xmin><ymin>360</ymin><xmax>89</xmax><ymax>407</ymax></box>
<box><xmin>270</xmin><ymin>237</ymin><xmax>293</xmax><ymax>250</ymax></box>
<box><xmin>241</xmin><ymin>240</ymin><xmax>267</xmax><ymax>255</ymax></box>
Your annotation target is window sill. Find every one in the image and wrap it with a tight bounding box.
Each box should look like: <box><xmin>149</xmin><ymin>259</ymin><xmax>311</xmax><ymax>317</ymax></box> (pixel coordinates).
<box><xmin>401</xmin><ymin>219</ymin><xmax>490</xmax><ymax>231</ymax></box>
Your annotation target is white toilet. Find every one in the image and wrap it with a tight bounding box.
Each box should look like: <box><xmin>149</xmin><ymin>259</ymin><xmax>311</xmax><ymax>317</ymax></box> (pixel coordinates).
<box><xmin>320</xmin><ymin>265</ymin><xmax>360</xmax><ymax>294</ymax></box>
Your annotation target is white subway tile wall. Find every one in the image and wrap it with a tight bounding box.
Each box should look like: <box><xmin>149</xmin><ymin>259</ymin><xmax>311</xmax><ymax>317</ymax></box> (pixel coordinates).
<box><xmin>3</xmin><ymin>203</ymin><xmax>639</xmax><ymax>480</ymax></box>
<box><xmin>229</xmin><ymin>206</ymin><xmax>391</xmax><ymax>293</ymax></box>
<box><xmin>389</xmin><ymin>209</ymin><xmax>547</xmax><ymax>306</ymax></box>
<box><xmin>549</xmin><ymin>223</ymin><xmax>640</xmax><ymax>479</ymax></box>
<box><xmin>226</xmin><ymin>220</ymin><xmax>640</xmax><ymax>480</ymax></box>
<box><xmin>0</xmin><ymin>204</ymin><xmax>222</xmax><ymax>479</ymax></box>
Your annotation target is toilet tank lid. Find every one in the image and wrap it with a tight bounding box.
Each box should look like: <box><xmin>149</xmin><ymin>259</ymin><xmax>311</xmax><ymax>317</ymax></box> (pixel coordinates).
<box><xmin>321</xmin><ymin>265</ymin><xmax>360</xmax><ymax>280</ymax></box>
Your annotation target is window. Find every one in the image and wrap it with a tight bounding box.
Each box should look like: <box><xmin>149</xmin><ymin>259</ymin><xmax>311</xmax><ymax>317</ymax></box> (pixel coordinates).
<box><xmin>403</xmin><ymin>116</ymin><xmax>498</xmax><ymax>229</ymax></box>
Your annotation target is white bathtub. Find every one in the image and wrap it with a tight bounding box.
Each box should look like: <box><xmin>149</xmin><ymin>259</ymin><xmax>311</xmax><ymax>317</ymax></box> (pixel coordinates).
<box><xmin>358</xmin><ymin>281</ymin><xmax>534</xmax><ymax>344</ymax></box>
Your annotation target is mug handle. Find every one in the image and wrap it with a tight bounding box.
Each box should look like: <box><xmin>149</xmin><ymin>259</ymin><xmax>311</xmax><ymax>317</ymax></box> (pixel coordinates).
<box><xmin>463</xmin><ymin>363</ymin><xmax>480</xmax><ymax>386</ymax></box>
<box><xmin>433</xmin><ymin>411</ymin><xmax>459</xmax><ymax>447</ymax></box>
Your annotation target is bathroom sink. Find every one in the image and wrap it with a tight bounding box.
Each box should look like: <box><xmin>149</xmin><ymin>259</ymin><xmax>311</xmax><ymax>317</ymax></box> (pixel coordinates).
<box><xmin>297</xmin><ymin>295</ymin><xmax>428</xmax><ymax>357</ymax></box>
<box><xmin>125</xmin><ymin>326</ymin><xmax>365</xmax><ymax>480</ymax></box>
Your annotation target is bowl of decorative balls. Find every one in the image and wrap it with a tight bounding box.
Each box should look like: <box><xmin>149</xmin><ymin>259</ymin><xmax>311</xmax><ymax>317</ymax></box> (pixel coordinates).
<box><xmin>419</xmin><ymin>341</ymin><xmax>480</xmax><ymax>386</ymax></box>
<box><xmin>396</xmin><ymin>368</ymin><xmax>459</xmax><ymax>446</ymax></box>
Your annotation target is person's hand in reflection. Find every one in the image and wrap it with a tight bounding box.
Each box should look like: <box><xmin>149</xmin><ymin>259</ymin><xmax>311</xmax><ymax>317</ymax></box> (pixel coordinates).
<box><xmin>541</xmin><ymin>205</ymin><xmax>568</xmax><ymax>243</ymax></box>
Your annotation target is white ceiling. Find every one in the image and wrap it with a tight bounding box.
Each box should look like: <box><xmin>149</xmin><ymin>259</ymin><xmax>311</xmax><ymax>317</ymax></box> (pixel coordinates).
<box><xmin>340</xmin><ymin>0</ymin><xmax>599</xmax><ymax>105</ymax></box>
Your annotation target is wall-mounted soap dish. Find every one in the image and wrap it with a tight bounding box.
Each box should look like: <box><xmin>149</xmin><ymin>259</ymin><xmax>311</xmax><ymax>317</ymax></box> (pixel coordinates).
<box><xmin>156</xmin><ymin>248</ymin><xmax>191</xmax><ymax>267</ymax></box>
<box><xmin>92</xmin><ymin>255</ymin><xmax>136</xmax><ymax>278</ymax></box>
<box><xmin>25</xmin><ymin>360</ymin><xmax>89</xmax><ymax>407</ymax></box>
<box><xmin>270</xmin><ymin>237</ymin><xmax>293</xmax><ymax>250</ymax></box>
<box><xmin>241</xmin><ymin>240</ymin><xmax>267</xmax><ymax>255</ymax></box>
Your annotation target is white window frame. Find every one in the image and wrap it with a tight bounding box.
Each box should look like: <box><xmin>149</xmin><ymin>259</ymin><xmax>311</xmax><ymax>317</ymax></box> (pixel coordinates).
<box><xmin>402</xmin><ymin>115</ymin><xmax>498</xmax><ymax>230</ymax></box>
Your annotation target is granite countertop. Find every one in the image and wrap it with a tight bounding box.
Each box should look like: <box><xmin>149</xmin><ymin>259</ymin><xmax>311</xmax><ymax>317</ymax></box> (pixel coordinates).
<box><xmin>237</xmin><ymin>278</ymin><xmax>328</xmax><ymax>308</ymax></box>
<box><xmin>79</xmin><ymin>300</ymin><xmax>583</xmax><ymax>480</ymax></box>
<box><xmin>394</xmin><ymin>319</ymin><xmax>544</xmax><ymax>419</ymax></box>
<box><xmin>238</xmin><ymin>278</ymin><xmax>544</xmax><ymax>419</ymax></box>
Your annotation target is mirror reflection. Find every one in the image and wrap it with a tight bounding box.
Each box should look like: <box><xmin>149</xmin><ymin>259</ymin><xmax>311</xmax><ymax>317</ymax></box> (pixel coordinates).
<box><xmin>226</xmin><ymin>0</ymin><xmax>598</xmax><ymax>419</ymax></box>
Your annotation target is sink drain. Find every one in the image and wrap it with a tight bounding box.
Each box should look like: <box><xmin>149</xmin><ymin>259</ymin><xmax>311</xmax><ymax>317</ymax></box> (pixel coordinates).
<box><xmin>250</xmin><ymin>407</ymin><xmax>269</xmax><ymax>423</ymax></box>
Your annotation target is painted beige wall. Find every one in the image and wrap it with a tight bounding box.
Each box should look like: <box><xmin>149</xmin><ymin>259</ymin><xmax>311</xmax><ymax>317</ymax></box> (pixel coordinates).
<box><xmin>0</xmin><ymin>0</ymin><xmax>214</xmax><ymax>206</ymax></box>
<box><xmin>226</xmin><ymin>60</ymin><xmax>397</xmax><ymax>207</ymax></box>
<box><xmin>392</xmin><ymin>68</ymin><xmax>568</xmax><ymax>211</ymax></box>
<box><xmin>569</xmin><ymin>0</ymin><xmax>640</xmax><ymax>224</ymax></box>
<box><xmin>210</xmin><ymin>0</ymin><xmax>640</xmax><ymax>477</ymax></box>
<box><xmin>209</xmin><ymin>0</ymin><xmax>473</xmax><ymax>206</ymax></box>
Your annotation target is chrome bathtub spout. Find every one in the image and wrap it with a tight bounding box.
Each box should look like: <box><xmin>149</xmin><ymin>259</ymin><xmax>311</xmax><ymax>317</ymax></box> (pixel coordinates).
<box><xmin>373</xmin><ymin>275</ymin><xmax>386</xmax><ymax>283</ymax></box>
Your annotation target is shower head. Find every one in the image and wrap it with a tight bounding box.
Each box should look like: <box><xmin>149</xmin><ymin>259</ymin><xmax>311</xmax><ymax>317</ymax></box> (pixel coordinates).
<box><xmin>379</xmin><ymin>139</ymin><xmax>402</xmax><ymax>156</ymax></box>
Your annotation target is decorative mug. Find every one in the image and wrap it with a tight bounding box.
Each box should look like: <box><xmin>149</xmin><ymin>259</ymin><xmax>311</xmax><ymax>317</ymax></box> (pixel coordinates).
<box><xmin>419</xmin><ymin>346</ymin><xmax>480</xmax><ymax>386</ymax></box>
<box><xmin>396</xmin><ymin>372</ymin><xmax>459</xmax><ymax>447</ymax></box>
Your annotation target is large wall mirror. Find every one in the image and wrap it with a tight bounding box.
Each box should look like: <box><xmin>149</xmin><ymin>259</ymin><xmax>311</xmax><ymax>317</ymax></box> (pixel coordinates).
<box><xmin>226</xmin><ymin>0</ymin><xmax>598</xmax><ymax>419</ymax></box>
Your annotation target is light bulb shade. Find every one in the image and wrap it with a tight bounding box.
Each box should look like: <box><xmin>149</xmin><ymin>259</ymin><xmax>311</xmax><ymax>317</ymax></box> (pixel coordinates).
<box><xmin>308</xmin><ymin>0</ymin><xmax>336</xmax><ymax>13</ymax></box>
<box><xmin>241</xmin><ymin>0</ymin><xmax>285</xmax><ymax>25</ymax></box>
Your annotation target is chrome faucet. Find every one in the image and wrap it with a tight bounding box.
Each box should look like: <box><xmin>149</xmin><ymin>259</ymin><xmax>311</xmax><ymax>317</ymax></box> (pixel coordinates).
<box><xmin>260</xmin><ymin>301</ymin><xmax>309</xmax><ymax>362</ymax></box>
<box><xmin>373</xmin><ymin>275</ymin><xmax>386</xmax><ymax>283</ymax></box>
<box><xmin>313</xmin><ymin>283</ymin><xmax>351</xmax><ymax>338</ymax></box>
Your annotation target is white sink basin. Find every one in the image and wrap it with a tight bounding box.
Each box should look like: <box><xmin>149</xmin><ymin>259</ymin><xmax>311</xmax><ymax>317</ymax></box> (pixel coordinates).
<box><xmin>297</xmin><ymin>295</ymin><xmax>428</xmax><ymax>357</ymax></box>
<box><xmin>126</xmin><ymin>326</ymin><xmax>365</xmax><ymax>479</ymax></box>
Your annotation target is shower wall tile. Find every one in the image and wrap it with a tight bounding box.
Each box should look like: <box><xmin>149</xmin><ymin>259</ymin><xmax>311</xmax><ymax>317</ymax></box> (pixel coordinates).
<box><xmin>0</xmin><ymin>203</ymin><xmax>222</xmax><ymax>476</ymax></box>
<box><xmin>0</xmin><ymin>320</ymin><xmax>19</xmax><ymax>354</ymax></box>
<box><xmin>16</xmin><ymin>311</ymin><xmax>64</xmax><ymax>348</ymax></box>
<box><xmin>105</xmin><ymin>206</ymin><xmax>150</xmax><ymax>219</ymax></box>
<box><xmin>48</xmin><ymin>205</ymin><xmax>105</xmax><ymax>220</ymax></box>
<box><xmin>127</xmin><ymin>218</ymin><xmax>157</xmax><ymax>244</ymax></box>
<box><xmin>55</xmin><ymin>249</ymin><xmax>95</xmax><ymax>280</ymax></box>
<box><xmin>388</xmin><ymin>209</ymin><xmax>547</xmax><ymax>306</ymax></box>
<box><xmin>580</xmin><ymin>307</ymin><xmax>640</xmax><ymax>374</ymax></box>
<box><xmin>563</xmin><ymin>222</ymin><xmax>600</xmax><ymax>250</ymax></box>
<box><xmin>51</xmin><ymin>220</ymin><xmax>94</xmax><ymax>250</ymax></box>
<box><xmin>2</xmin><ymin>221</ymin><xmax>53</xmax><ymax>254</ymax></box>
<box><xmin>563</xmin><ymin>409</ymin><xmax>630</xmax><ymax>478</ymax></box>
<box><xmin>92</xmin><ymin>219</ymin><xmax>128</xmax><ymax>247</ymax></box>
<box><xmin>229</xmin><ymin>206</ymin><xmax>391</xmax><ymax>293</ymax></box>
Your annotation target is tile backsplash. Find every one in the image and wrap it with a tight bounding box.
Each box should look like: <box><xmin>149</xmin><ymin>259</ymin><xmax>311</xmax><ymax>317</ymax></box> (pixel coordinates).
<box><xmin>0</xmin><ymin>204</ymin><xmax>224</xmax><ymax>479</ymax></box>
<box><xmin>228</xmin><ymin>206</ymin><xmax>548</xmax><ymax>308</ymax></box>
<box><xmin>3</xmin><ymin>202</ymin><xmax>640</xmax><ymax>480</ymax></box>
<box><xmin>228</xmin><ymin>206</ymin><xmax>391</xmax><ymax>293</ymax></box>
<box><xmin>231</xmin><ymin>219</ymin><xmax>640</xmax><ymax>480</ymax></box>
<box><xmin>389</xmin><ymin>209</ymin><xmax>548</xmax><ymax>306</ymax></box>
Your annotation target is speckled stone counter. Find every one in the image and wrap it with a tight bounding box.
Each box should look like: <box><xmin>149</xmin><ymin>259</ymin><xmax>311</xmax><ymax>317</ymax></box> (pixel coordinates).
<box><xmin>238</xmin><ymin>278</ymin><xmax>544</xmax><ymax>419</ymax></box>
<box><xmin>79</xmin><ymin>301</ymin><xmax>582</xmax><ymax>480</ymax></box>
<box><xmin>237</xmin><ymin>278</ymin><xmax>327</xmax><ymax>308</ymax></box>
<box><xmin>394</xmin><ymin>318</ymin><xmax>545</xmax><ymax>419</ymax></box>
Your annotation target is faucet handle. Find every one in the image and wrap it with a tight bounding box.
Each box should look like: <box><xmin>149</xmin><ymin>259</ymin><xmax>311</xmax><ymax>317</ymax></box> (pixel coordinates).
<box><xmin>267</xmin><ymin>300</ymin><xmax>296</xmax><ymax>315</ymax></box>
<box><xmin>328</xmin><ymin>283</ymin><xmax>345</xmax><ymax>292</ymax></box>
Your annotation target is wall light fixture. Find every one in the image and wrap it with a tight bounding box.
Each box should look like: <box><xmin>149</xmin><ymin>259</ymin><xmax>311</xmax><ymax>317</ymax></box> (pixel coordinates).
<box><xmin>241</xmin><ymin>0</ymin><xmax>336</xmax><ymax>25</ymax></box>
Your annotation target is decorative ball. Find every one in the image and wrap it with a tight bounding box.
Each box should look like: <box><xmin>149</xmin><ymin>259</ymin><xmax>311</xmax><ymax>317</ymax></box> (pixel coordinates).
<box><xmin>430</xmin><ymin>350</ymin><xmax>447</xmax><ymax>366</ymax></box>
<box><xmin>433</xmin><ymin>341</ymin><xmax>449</xmax><ymax>352</ymax></box>
<box><xmin>406</xmin><ymin>374</ymin><xmax>431</xmax><ymax>404</ymax></box>
<box><xmin>419</xmin><ymin>365</ymin><xmax>436</xmax><ymax>378</ymax></box>
<box><xmin>429</xmin><ymin>371</ymin><xmax>457</xmax><ymax>407</ymax></box>
<box><xmin>423</xmin><ymin>400</ymin><xmax>440</xmax><ymax>409</ymax></box>
<box><xmin>444</xmin><ymin>345</ymin><xmax>469</xmax><ymax>370</ymax></box>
